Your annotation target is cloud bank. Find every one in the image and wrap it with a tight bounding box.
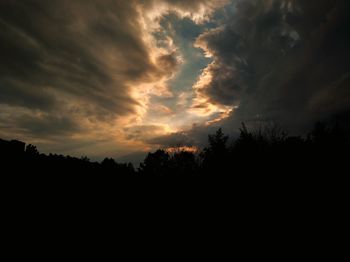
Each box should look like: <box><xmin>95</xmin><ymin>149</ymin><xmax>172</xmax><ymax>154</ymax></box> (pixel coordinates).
<box><xmin>0</xmin><ymin>0</ymin><xmax>228</xmax><ymax>157</ymax></box>
<box><xmin>1</xmin><ymin>0</ymin><xmax>349</xmax><ymax>159</ymax></box>
<box><xmin>194</xmin><ymin>0</ymin><xmax>350</xmax><ymax>132</ymax></box>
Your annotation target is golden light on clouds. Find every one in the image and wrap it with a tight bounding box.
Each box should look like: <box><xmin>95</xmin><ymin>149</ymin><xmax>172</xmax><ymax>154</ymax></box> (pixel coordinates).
<box><xmin>118</xmin><ymin>0</ymin><xmax>234</xmax><ymax>151</ymax></box>
<box><xmin>0</xmin><ymin>0</ymin><xmax>234</xmax><ymax>160</ymax></box>
<box><xmin>189</xmin><ymin>61</ymin><xmax>234</xmax><ymax>124</ymax></box>
<box><xmin>165</xmin><ymin>146</ymin><xmax>199</xmax><ymax>154</ymax></box>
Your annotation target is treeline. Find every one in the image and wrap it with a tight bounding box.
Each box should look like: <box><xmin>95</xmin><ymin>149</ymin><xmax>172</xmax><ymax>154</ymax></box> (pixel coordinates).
<box><xmin>139</xmin><ymin>122</ymin><xmax>349</xmax><ymax>178</ymax></box>
<box><xmin>0</xmin><ymin>122</ymin><xmax>348</xmax><ymax>177</ymax></box>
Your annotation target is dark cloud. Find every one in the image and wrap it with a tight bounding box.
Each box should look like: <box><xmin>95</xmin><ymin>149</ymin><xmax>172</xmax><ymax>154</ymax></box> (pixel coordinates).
<box><xmin>148</xmin><ymin>0</ymin><xmax>350</xmax><ymax>149</ymax></box>
<box><xmin>0</xmin><ymin>107</ymin><xmax>82</xmax><ymax>140</ymax></box>
<box><xmin>0</xmin><ymin>0</ymin><xmax>157</xmax><ymax>116</ymax></box>
<box><xmin>17</xmin><ymin>114</ymin><xmax>82</xmax><ymax>137</ymax></box>
<box><xmin>0</xmin><ymin>79</ymin><xmax>56</xmax><ymax>110</ymax></box>
<box><xmin>195</xmin><ymin>0</ymin><xmax>350</xmax><ymax>132</ymax></box>
<box><xmin>148</xmin><ymin>132</ymin><xmax>195</xmax><ymax>147</ymax></box>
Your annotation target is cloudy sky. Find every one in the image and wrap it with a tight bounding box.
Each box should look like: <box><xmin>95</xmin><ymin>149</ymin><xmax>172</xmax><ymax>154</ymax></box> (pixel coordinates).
<box><xmin>1</xmin><ymin>0</ymin><xmax>349</xmax><ymax>161</ymax></box>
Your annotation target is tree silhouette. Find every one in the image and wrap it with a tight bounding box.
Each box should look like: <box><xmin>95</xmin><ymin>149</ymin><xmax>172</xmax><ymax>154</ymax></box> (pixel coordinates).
<box><xmin>200</xmin><ymin>128</ymin><xmax>230</xmax><ymax>175</ymax></box>
<box><xmin>169</xmin><ymin>151</ymin><xmax>198</xmax><ymax>176</ymax></box>
<box><xmin>26</xmin><ymin>144</ymin><xmax>39</xmax><ymax>156</ymax></box>
<box><xmin>0</xmin><ymin>120</ymin><xmax>348</xmax><ymax>178</ymax></box>
<box><xmin>139</xmin><ymin>150</ymin><xmax>170</xmax><ymax>176</ymax></box>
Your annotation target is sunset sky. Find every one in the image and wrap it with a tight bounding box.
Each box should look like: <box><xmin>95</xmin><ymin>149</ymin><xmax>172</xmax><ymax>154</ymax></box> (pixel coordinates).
<box><xmin>1</xmin><ymin>0</ymin><xmax>349</xmax><ymax>162</ymax></box>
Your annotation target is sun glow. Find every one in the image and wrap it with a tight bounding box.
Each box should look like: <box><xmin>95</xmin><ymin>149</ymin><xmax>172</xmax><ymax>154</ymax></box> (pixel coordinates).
<box><xmin>115</xmin><ymin>1</ymin><xmax>234</xmax><ymax>152</ymax></box>
<box><xmin>165</xmin><ymin>146</ymin><xmax>199</xmax><ymax>154</ymax></box>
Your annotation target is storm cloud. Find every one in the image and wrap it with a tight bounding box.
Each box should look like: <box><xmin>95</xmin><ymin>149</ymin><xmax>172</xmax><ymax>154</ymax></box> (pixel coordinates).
<box><xmin>194</xmin><ymin>0</ymin><xmax>350</xmax><ymax>132</ymax></box>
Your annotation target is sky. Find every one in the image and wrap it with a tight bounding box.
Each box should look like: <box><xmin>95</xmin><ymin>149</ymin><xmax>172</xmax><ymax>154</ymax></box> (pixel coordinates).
<box><xmin>1</xmin><ymin>0</ymin><xmax>349</xmax><ymax>163</ymax></box>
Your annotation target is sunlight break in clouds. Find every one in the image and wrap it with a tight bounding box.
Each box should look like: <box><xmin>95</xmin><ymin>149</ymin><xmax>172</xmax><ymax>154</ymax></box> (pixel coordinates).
<box><xmin>122</xmin><ymin>0</ymin><xmax>233</xmax><ymax>146</ymax></box>
<box><xmin>0</xmin><ymin>0</ymin><xmax>232</xmax><ymax>160</ymax></box>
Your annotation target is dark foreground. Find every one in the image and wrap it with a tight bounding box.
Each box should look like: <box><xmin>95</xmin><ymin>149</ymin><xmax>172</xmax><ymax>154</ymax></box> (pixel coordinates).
<box><xmin>1</xmin><ymin>122</ymin><xmax>348</xmax><ymax>182</ymax></box>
